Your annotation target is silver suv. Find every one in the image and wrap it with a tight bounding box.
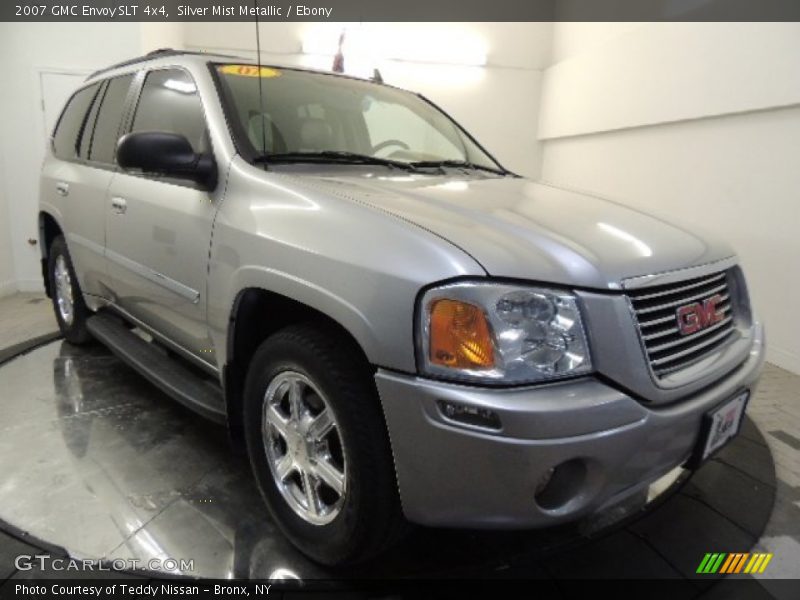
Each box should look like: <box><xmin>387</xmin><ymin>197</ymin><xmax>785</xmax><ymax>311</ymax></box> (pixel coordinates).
<box><xmin>39</xmin><ymin>49</ymin><xmax>765</xmax><ymax>565</ymax></box>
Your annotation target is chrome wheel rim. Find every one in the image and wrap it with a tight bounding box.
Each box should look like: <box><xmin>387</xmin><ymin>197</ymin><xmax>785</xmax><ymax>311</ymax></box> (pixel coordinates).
<box><xmin>262</xmin><ymin>371</ymin><xmax>346</xmax><ymax>526</ymax></box>
<box><xmin>54</xmin><ymin>255</ymin><xmax>75</xmax><ymax>326</ymax></box>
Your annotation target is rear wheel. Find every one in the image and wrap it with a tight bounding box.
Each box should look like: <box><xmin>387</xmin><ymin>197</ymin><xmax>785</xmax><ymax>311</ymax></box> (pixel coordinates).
<box><xmin>48</xmin><ymin>235</ymin><xmax>91</xmax><ymax>345</ymax></box>
<box><xmin>243</xmin><ymin>323</ymin><xmax>405</xmax><ymax>565</ymax></box>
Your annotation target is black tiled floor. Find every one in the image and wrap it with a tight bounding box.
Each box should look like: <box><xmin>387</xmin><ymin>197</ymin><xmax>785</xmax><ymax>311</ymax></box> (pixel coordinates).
<box><xmin>542</xmin><ymin>529</ymin><xmax>687</xmax><ymax>580</ymax></box>
<box><xmin>714</xmin><ymin>435</ymin><xmax>776</xmax><ymax>488</ymax></box>
<box><xmin>684</xmin><ymin>460</ymin><xmax>776</xmax><ymax>538</ymax></box>
<box><xmin>0</xmin><ymin>535</ymin><xmax>41</xmax><ymax>581</ymax></box>
<box><xmin>628</xmin><ymin>495</ymin><xmax>756</xmax><ymax>584</ymax></box>
<box><xmin>737</xmin><ymin>417</ymin><xmax>766</xmax><ymax>447</ymax></box>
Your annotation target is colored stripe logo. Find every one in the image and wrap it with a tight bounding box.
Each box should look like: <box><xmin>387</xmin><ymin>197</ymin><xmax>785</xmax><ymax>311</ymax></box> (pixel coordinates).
<box><xmin>697</xmin><ymin>552</ymin><xmax>773</xmax><ymax>574</ymax></box>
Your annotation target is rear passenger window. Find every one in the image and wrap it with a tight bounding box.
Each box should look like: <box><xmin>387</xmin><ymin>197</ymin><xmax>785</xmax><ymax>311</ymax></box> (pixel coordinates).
<box><xmin>52</xmin><ymin>83</ymin><xmax>100</xmax><ymax>160</ymax></box>
<box><xmin>132</xmin><ymin>69</ymin><xmax>208</xmax><ymax>153</ymax></box>
<box><xmin>79</xmin><ymin>81</ymin><xmax>105</xmax><ymax>159</ymax></box>
<box><xmin>89</xmin><ymin>74</ymin><xmax>134</xmax><ymax>164</ymax></box>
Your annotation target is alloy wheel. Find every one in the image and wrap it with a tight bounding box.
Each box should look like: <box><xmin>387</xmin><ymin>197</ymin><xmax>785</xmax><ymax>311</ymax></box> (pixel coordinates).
<box><xmin>262</xmin><ymin>370</ymin><xmax>347</xmax><ymax>525</ymax></box>
<box><xmin>54</xmin><ymin>255</ymin><xmax>75</xmax><ymax>326</ymax></box>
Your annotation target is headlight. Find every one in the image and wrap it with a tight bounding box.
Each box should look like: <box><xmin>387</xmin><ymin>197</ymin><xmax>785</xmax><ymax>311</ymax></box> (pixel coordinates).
<box><xmin>417</xmin><ymin>282</ymin><xmax>592</xmax><ymax>384</ymax></box>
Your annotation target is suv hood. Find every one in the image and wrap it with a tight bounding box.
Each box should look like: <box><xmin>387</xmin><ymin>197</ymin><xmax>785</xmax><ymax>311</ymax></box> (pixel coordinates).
<box><xmin>297</xmin><ymin>171</ymin><xmax>734</xmax><ymax>290</ymax></box>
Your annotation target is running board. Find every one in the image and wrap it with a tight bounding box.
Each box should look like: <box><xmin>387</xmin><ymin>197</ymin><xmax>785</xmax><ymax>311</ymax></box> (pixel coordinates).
<box><xmin>87</xmin><ymin>312</ymin><xmax>226</xmax><ymax>423</ymax></box>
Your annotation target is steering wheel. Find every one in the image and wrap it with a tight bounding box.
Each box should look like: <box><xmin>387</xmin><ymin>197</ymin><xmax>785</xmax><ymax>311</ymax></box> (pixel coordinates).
<box><xmin>372</xmin><ymin>139</ymin><xmax>410</xmax><ymax>156</ymax></box>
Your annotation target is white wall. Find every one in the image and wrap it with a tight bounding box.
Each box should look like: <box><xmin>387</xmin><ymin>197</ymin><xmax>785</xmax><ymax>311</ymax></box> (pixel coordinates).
<box><xmin>0</xmin><ymin>153</ymin><xmax>15</xmax><ymax>297</ymax></box>
<box><xmin>539</xmin><ymin>23</ymin><xmax>800</xmax><ymax>374</ymax></box>
<box><xmin>140</xmin><ymin>22</ymin><xmax>184</xmax><ymax>54</ymax></box>
<box><xmin>0</xmin><ymin>22</ymin><xmax>550</xmax><ymax>298</ymax></box>
<box><xmin>550</xmin><ymin>22</ymin><xmax>643</xmax><ymax>64</ymax></box>
<box><xmin>0</xmin><ymin>23</ymin><xmax>146</xmax><ymax>296</ymax></box>
<box><xmin>183</xmin><ymin>22</ymin><xmax>550</xmax><ymax>177</ymax></box>
<box><xmin>540</xmin><ymin>23</ymin><xmax>800</xmax><ymax>139</ymax></box>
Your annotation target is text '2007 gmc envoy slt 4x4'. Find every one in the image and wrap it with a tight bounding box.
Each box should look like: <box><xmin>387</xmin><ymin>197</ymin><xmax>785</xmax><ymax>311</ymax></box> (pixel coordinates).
<box><xmin>39</xmin><ymin>49</ymin><xmax>765</xmax><ymax>566</ymax></box>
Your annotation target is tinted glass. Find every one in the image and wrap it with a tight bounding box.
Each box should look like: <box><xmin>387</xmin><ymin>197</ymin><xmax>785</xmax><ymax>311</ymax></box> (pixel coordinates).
<box><xmin>52</xmin><ymin>83</ymin><xmax>100</xmax><ymax>160</ymax></box>
<box><xmin>79</xmin><ymin>81</ymin><xmax>105</xmax><ymax>159</ymax></box>
<box><xmin>132</xmin><ymin>69</ymin><xmax>207</xmax><ymax>153</ymax></box>
<box><xmin>89</xmin><ymin>74</ymin><xmax>134</xmax><ymax>164</ymax></box>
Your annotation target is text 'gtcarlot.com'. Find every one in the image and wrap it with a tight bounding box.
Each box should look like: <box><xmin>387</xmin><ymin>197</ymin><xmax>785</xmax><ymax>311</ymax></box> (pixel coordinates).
<box><xmin>15</xmin><ymin>554</ymin><xmax>194</xmax><ymax>572</ymax></box>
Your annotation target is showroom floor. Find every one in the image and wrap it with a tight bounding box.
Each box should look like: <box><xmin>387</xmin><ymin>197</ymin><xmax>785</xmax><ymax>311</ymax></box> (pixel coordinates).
<box><xmin>0</xmin><ymin>292</ymin><xmax>798</xmax><ymax>591</ymax></box>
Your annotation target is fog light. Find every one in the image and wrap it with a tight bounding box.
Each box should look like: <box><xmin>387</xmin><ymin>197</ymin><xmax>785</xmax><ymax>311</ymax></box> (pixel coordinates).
<box><xmin>535</xmin><ymin>467</ymin><xmax>555</xmax><ymax>495</ymax></box>
<box><xmin>534</xmin><ymin>459</ymin><xmax>587</xmax><ymax>510</ymax></box>
<box><xmin>436</xmin><ymin>400</ymin><xmax>501</xmax><ymax>430</ymax></box>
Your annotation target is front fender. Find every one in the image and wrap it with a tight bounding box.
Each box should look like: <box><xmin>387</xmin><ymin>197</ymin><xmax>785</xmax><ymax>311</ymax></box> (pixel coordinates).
<box><xmin>224</xmin><ymin>265</ymin><xmax>379</xmax><ymax>366</ymax></box>
<box><xmin>205</xmin><ymin>159</ymin><xmax>486</xmax><ymax>373</ymax></box>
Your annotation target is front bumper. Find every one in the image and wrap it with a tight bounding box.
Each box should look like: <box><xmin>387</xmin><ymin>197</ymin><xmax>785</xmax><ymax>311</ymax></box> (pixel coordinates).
<box><xmin>375</xmin><ymin>322</ymin><xmax>765</xmax><ymax>528</ymax></box>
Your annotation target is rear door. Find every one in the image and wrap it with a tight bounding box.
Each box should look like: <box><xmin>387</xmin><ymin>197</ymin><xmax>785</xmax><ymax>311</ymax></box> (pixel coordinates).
<box><xmin>104</xmin><ymin>67</ymin><xmax>217</xmax><ymax>368</ymax></box>
<box><xmin>72</xmin><ymin>74</ymin><xmax>137</xmax><ymax>296</ymax></box>
<box><xmin>41</xmin><ymin>78</ymin><xmax>124</xmax><ymax>299</ymax></box>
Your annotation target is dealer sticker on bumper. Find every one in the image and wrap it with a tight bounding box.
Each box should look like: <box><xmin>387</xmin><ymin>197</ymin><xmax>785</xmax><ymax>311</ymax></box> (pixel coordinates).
<box><xmin>700</xmin><ymin>391</ymin><xmax>749</xmax><ymax>462</ymax></box>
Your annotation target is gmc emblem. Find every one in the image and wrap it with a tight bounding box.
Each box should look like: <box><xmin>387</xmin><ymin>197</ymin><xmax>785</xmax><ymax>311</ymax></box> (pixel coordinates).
<box><xmin>676</xmin><ymin>294</ymin><xmax>725</xmax><ymax>336</ymax></box>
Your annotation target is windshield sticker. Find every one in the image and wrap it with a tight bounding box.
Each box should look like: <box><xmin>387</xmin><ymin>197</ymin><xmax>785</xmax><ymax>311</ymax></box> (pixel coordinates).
<box><xmin>219</xmin><ymin>65</ymin><xmax>281</xmax><ymax>78</ymax></box>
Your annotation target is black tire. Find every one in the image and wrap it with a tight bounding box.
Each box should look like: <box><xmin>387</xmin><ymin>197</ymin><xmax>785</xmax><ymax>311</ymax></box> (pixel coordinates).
<box><xmin>242</xmin><ymin>323</ymin><xmax>406</xmax><ymax>565</ymax></box>
<box><xmin>48</xmin><ymin>235</ymin><xmax>92</xmax><ymax>345</ymax></box>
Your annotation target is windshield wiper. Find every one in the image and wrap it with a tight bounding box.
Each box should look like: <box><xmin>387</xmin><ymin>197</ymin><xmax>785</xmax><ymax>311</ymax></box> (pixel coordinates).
<box><xmin>253</xmin><ymin>151</ymin><xmax>419</xmax><ymax>171</ymax></box>
<box><xmin>409</xmin><ymin>159</ymin><xmax>509</xmax><ymax>176</ymax></box>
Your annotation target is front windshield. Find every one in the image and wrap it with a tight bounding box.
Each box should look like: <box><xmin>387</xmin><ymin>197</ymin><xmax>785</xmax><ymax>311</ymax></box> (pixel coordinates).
<box><xmin>213</xmin><ymin>64</ymin><xmax>504</xmax><ymax>171</ymax></box>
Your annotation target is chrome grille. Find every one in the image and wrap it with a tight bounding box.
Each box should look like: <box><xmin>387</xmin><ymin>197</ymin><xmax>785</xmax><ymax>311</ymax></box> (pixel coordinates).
<box><xmin>628</xmin><ymin>270</ymin><xmax>736</xmax><ymax>377</ymax></box>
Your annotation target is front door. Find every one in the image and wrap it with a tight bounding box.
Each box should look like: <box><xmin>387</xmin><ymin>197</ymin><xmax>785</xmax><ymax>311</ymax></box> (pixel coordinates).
<box><xmin>104</xmin><ymin>68</ymin><xmax>217</xmax><ymax>367</ymax></box>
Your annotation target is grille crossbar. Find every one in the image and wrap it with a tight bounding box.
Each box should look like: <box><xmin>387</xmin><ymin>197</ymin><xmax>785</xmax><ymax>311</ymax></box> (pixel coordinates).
<box><xmin>628</xmin><ymin>270</ymin><xmax>736</xmax><ymax>377</ymax></box>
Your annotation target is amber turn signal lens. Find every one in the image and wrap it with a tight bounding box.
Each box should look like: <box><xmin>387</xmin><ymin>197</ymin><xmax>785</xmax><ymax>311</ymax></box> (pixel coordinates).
<box><xmin>429</xmin><ymin>299</ymin><xmax>495</xmax><ymax>369</ymax></box>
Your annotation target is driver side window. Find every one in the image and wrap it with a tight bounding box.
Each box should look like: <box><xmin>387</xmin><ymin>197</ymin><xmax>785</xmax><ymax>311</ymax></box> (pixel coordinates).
<box><xmin>362</xmin><ymin>99</ymin><xmax>462</xmax><ymax>160</ymax></box>
<box><xmin>131</xmin><ymin>69</ymin><xmax>208</xmax><ymax>154</ymax></box>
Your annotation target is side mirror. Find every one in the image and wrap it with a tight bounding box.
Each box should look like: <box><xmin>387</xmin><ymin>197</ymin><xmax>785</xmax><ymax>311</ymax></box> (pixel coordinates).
<box><xmin>116</xmin><ymin>131</ymin><xmax>217</xmax><ymax>190</ymax></box>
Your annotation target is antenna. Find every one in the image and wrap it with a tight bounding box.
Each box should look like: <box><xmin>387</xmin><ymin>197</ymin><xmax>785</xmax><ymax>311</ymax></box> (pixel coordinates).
<box><xmin>332</xmin><ymin>29</ymin><xmax>345</xmax><ymax>73</ymax></box>
<box><xmin>254</xmin><ymin>0</ymin><xmax>267</xmax><ymax>159</ymax></box>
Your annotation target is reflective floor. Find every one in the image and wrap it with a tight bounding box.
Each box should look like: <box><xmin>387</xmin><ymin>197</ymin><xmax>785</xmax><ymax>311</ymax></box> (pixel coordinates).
<box><xmin>0</xmin><ymin>341</ymin><xmax>325</xmax><ymax>579</ymax></box>
<box><xmin>0</xmin><ymin>338</ymin><xmax>780</xmax><ymax>584</ymax></box>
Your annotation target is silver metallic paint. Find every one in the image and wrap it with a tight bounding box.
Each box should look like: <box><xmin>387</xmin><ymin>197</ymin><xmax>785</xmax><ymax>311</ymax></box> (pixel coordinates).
<box><xmin>38</xmin><ymin>53</ymin><xmax>767</xmax><ymax>528</ymax></box>
<box><xmin>205</xmin><ymin>157</ymin><xmax>485</xmax><ymax>374</ymax></box>
<box><xmin>286</xmin><ymin>173</ymin><xmax>736</xmax><ymax>290</ymax></box>
<box><xmin>376</xmin><ymin>321</ymin><xmax>764</xmax><ymax>527</ymax></box>
<box><xmin>105</xmin><ymin>247</ymin><xmax>201</xmax><ymax>304</ymax></box>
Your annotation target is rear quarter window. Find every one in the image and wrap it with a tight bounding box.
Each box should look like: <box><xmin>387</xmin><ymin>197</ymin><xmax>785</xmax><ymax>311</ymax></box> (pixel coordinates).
<box><xmin>52</xmin><ymin>83</ymin><xmax>101</xmax><ymax>160</ymax></box>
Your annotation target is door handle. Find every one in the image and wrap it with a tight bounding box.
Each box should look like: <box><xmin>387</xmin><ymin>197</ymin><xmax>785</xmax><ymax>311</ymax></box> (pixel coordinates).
<box><xmin>110</xmin><ymin>197</ymin><xmax>127</xmax><ymax>214</ymax></box>
<box><xmin>55</xmin><ymin>182</ymin><xmax>69</xmax><ymax>197</ymax></box>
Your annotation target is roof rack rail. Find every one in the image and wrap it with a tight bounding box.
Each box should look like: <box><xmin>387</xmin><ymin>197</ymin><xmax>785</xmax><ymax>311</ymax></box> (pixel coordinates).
<box><xmin>86</xmin><ymin>48</ymin><xmax>244</xmax><ymax>80</ymax></box>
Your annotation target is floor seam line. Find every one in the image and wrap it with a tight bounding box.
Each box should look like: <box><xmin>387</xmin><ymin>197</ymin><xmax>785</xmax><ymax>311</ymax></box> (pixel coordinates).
<box><xmin>680</xmin><ymin>492</ymin><xmax>766</xmax><ymax>541</ymax></box>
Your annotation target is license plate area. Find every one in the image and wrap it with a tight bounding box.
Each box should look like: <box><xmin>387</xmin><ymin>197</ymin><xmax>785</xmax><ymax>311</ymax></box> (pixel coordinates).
<box><xmin>687</xmin><ymin>390</ymin><xmax>749</xmax><ymax>469</ymax></box>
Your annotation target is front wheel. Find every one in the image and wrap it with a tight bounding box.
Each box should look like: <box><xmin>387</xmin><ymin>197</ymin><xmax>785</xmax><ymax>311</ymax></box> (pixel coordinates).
<box><xmin>243</xmin><ymin>323</ymin><xmax>405</xmax><ymax>565</ymax></box>
<box><xmin>48</xmin><ymin>235</ymin><xmax>92</xmax><ymax>345</ymax></box>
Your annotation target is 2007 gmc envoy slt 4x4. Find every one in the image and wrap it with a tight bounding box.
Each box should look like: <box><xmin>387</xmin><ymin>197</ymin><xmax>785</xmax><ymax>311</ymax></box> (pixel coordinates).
<box><xmin>39</xmin><ymin>50</ymin><xmax>765</xmax><ymax>565</ymax></box>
